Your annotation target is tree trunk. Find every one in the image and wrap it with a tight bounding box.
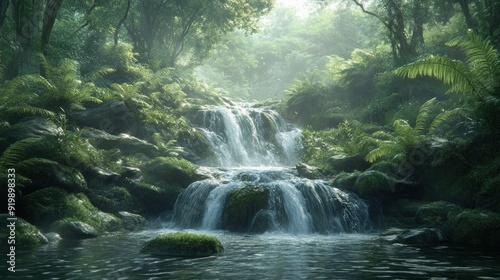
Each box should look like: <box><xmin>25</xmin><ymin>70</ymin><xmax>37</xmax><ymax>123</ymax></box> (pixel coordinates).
<box><xmin>41</xmin><ymin>0</ymin><xmax>64</xmax><ymax>55</ymax></box>
<box><xmin>0</xmin><ymin>0</ymin><xmax>9</xmax><ymax>34</ymax></box>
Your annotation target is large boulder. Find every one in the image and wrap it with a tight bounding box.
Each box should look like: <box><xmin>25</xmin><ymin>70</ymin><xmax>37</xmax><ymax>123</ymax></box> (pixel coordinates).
<box><xmin>0</xmin><ymin>215</ymin><xmax>48</xmax><ymax>246</ymax></box>
<box><xmin>71</xmin><ymin>100</ymin><xmax>141</xmax><ymax>135</ymax></box>
<box><xmin>81</xmin><ymin>128</ymin><xmax>158</xmax><ymax>157</ymax></box>
<box><xmin>54</xmin><ymin>221</ymin><xmax>99</xmax><ymax>239</ymax></box>
<box><xmin>382</xmin><ymin>228</ymin><xmax>442</xmax><ymax>245</ymax></box>
<box><xmin>19</xmin><ymin>187</ymin><xmax>106</xmax><ymax>232</ymax></box>
<box><xmin>221</xmin><ymin>185</ymin><xmax>269</xmax><ymax>232</ymax></box>
<box><xmin>2</xmin><ymin>118</ymin><xmax>62</xmax><ymax>143</ymax></box>
<box><xmin>118</xmin><ymin>211</ymin><xmax>146</xmax><ymax>231</ymax></box>
<box><xmin>328</xmin><ymin>154</ymin><xmax>370</xmax><ymax>172</ymax></box>
<box><xmin>415</xmin><ymin>201</ymin><xmax>462</xmax><ymax>227</ymax></box>
<box><xmin>143</xmin><ymin>157</ymin><xmax>198</xmax><ymax>187</ymax></box>
<box><xmin>30</xmin><ymin>163</ymin><xmax>87</xmax><ymax>193</ymax></box>
<box><xmin>296</xmin><ymin>162</ymin><xmax>323</xmax><ymax>179</ymax></box>
<box><xmin>141</xmin><ymin>232</ymin><xmax>224</xmax><ymax>257</ymax></box>
<box><xmin>448</xmin><ymin>209</ymin><xmax>500</xmax><ymax>248</ymax></box>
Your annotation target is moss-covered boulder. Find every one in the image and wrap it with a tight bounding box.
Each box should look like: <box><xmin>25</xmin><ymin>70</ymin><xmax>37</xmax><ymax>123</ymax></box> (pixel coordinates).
<box><xmin>19</xmin><ymin>187</ymin><xmax>107</xmax><ymax>232</ymax></box>
<box><xmin>24</xmin><ymin>163</ymin><xmax>87</xmax><ymax>194</ymax></box>
<box><xmin>52</xmin><ymin>221</ymin><xmax>99</xmax><ymax>239</ymax></box>
<box><xmin>415</xmin><ymin>201</ymin><xmax>462</xmax><ymax>227</ymax></box>
<box><xmin>296</xmin><ymin>162</ymin><xmax>323</xmax><ymax>179</ymax></box>
<box><xmin>328</xmin><ymin>154</ymin><xmax>370</xmax><ymax>173</ymax></box>
<box><xmin>352</xmin><ymin>170</ymin><xmax>395</xmax><ymax>197</ymax></box>
<box><xmin>448</xmin><ymin>209</ymin><xmax>500</xmax><ymax>248</ymax></box>
<box><xmin>141</xmin><ymin>232</ymin><xmax>223</xmax><ymax>257</ymax></box>
<box><xmin>0</xmin><ymin>215</ymin><xmax>48</xmax><ymax>247</ymax></box>
<box><xmin>143</xmin><ymin>157</ymin><xmax>198</xmax><ymax>187</ymax></box>
<box><xmin>222</xmin><ymin>185</ymin><xmax>269</xmax><ymax>232</ymax></box>
<box><xmin>118</xmin><ymin>211</ymin><xmax>146</xmax><ymax>231</ymax></box>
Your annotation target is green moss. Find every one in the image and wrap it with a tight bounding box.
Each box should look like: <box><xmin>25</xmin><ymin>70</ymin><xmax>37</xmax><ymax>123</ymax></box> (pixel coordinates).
<box><xmin>87</xmin><ymin>181</ymin><xmax>137</xmax><ymax>214</ymax></box>
<box><xmin>19</xmin><ymin>187</ymin><xmax>105</xmax><ymax>232</ymax></box>
<box><xmin>141</xmin><ymin>232</ymin><xmax>224</xmax><ymax>257</ymax></box>
<box><xmin>222</xmin><ymin>185</ymin><xmax>269</xmax><ymax>232</ymax></box>
<box><xmin>449</xmin><ymin>209</ymin><xmax>500</xmax><ymax>247</ymax></box>
<box><xmin>330</xmin><ymin>171</ymin><xmax>360</xmax><ymax>190</ymax></box>
<box><xmin>353</xmin><ymin>170</ymin><xmax>395</xmax><ymax>196</ymax></box>
<box><xmin>16</xmin><ymin>218</ymin><xmax>46</xmax><ymax>247</ymax></box>
<box><xmin>415</xmin><ymin>201</ymin><xmax>462</xmax><ymax>227</ymax></box>
<box><xmin>143</xmin><ymin>157</ymin><xmax>197</xmax><ymax>187</ymax></box>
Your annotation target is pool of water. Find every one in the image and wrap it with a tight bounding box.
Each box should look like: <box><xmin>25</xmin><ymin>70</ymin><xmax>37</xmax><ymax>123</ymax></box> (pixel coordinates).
<box><xmin>2</xmin><ymin>229</ymin><xmax>500</xmax><ymax>279</ymax></box>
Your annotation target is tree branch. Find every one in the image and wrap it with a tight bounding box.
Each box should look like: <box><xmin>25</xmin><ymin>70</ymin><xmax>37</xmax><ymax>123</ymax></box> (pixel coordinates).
<box><xmin>114</xmin><ymin>0</ymin><xmax>131</xmax><ymax>45</ymax></box>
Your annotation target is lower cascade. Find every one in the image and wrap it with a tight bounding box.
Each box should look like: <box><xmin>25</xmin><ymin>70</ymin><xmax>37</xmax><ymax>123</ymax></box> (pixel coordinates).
<box><xmin>173</xmin><ymin>104</ymin><xmax>370</xmax><ymax>234</ymax></box>
<box><xmin>173</xmin><ymin>168</ymin><xmax>370</xmax><ymax>234</ymax></box>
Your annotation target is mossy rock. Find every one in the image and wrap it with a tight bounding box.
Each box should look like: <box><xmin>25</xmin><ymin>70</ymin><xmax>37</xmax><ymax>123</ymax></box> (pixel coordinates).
<box><xmin>19</xmin><ymin>187</ymin><xmax>106</xmax><ymax>232</ymax></box>
<box><xmin>415</xmin><ymin>201</ymin><xmax>462</xmax><ymax>227</ymax></box>
<box><xmin>141</xmin><ymin>232</ymin><xmax>223</xmax><ymax>257</ymax></box>
<box><xmin>143</xmin><ymin>157</ymin><xmax>198</xmax><ymax>187</ymax></box>
<box><xmin>87</xmin><ymin>184</ymin><xmax>137</xmax><ymax>215</ymax></box>
<box><xmin>127</xmin><ymin>181</ymin><xmax>184</xmax><ymax>215</ymax></box>
<box><xmin>449</xmin><ymin>209</ymin><xmax>500</xmax><ymax>247</ymax></box>
<box><xmin>29</xmin><ymin>163</ymin><xmax>87</xmax><ymax>193</ymax></box>
<box><xmin>0</xmin><ymin>215</ymin><xmax>48</xmax><ymax>247</ymax></box>
<box><xmin>222</xmin><ymin>185</ymin><xmax>269</xmax><ymax>232</ymax></box>
<box><xmin>353</xmin><ymin>170</ymin><xmax>395</xmax><ymax>197</ymax></box>
<box><xmin>330</xmin><ymin>171</ymin><xmax>360</xmax><ymax>190</ymax></box>
<box><xmin>52</xmin><ymin>220</ymin><xmax>99</xmax><ymax>239</ymax></box>
<box><xmin>476</xmin><ymin>174</ymin><xmax>500</xmax><ymax>213</ymax></box>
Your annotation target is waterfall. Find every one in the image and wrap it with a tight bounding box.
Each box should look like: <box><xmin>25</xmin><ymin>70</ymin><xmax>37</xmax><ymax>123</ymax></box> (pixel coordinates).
<box><xmin>193</xmin><ymin>104</ymin><xmax>301</xmax><ymax>167</ymax></box>
<box><xmin>173</xmin><ymin>104</ymin><xmax>370</xmax><ymax>234</ymax></box>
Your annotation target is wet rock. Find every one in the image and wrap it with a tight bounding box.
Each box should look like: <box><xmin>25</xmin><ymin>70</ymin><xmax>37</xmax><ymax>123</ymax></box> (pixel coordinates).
<box><xmin>143</xmin><ymin>157</ymin><xmax>198</xmax><ymax>187</ymax></box>
<box><xmin>141</xmin><ymin>232</ymin><xmax>224</xmax><ymax>257</ymax></box>
<box><xmin>328</xmin><ymin>154</ymin><xmax>370</xmax><ymax>172</ymax></box>
<box><xmin>383</xmin><ymin>228</ymin><xmax>442</xmax><ymax>245</ymax></box>
<box><xmin>44</xmin><ymin>232</ymin><xmax>62</xmax><ymax>243</ymax></box>
<box><xmin>415</xmin><ymin>201</ymin><xmax>462</xmax><ymax>227</ymax></box>
<box><xmin>222</xmin><ymin>186</ymin><xmax>269</xmax><ymax>232</ymax></box>
<box><xmin>19</xmin><ymin>188</ymin><xmax>106</xmax><ymax>231</ymax></box>
<box><xmin>448</xmin><ymin>209</ymin><xmax>500</xmax><ymax>248</ymax></box>
<box><xmin>81</xmin><ymin>128</ymin><xmax>157</xmax><ymax>157</ymax></box>
<box><xmin>3</xmin><ymin>118</ymin><xmax>62</xmax><ymax>142</ymax></box>
<box><xmin>118</xmin><ymin>211</ymin><xmax>146</xmax><ymax>231</ymax></box>
<box><xmin>95</xmin><ymin>212</ymin><xmax>121</xmax><ymax>232</ymax></box>
<box><xmin>0</xmin><ymin>215</ymin><xmax>48</xmax><ymax>246</ymax></box>
<box><xmin>122</xmin><ymin>166</ymin><xmax>141</xmax><ymax>179</ymax></box>
<box><xmin>89</xmin><ymin>167</ymin><xmax>121</xmax><ymax>183</ymax></box>
<box><xmin>296</xmin><ymin>162</ymin><xmax>323</xmax><ymax>179</ymax></box>
<box><xmin>71</xmin><ymin>100</ymin><xmax>140</xmax><ymax>135</ymax></box>
<box><xmin>55</xmin><ymin>221</ymin><xmax>99</xmax><ymax>239</ymax></box>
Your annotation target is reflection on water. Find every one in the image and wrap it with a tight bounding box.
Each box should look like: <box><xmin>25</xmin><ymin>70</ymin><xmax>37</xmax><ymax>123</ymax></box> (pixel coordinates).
<box><xmin>1</xmin><ymin>229</ymin><xmax>500</xmax><ymax>279</ymax></box>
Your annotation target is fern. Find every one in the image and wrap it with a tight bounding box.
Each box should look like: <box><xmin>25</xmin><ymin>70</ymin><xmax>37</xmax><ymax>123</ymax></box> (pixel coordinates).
<box><xmin>0</xmin><ymin>138</ymin><xmax>58</xmax><ymax>186</ymax></box>
<box><xmin>5</xmin><ymin>106</ymin><xmax>56</xmax><ymax>118</ymax></box>
<box><xmin>395</xmin><ymin>56</ymin><xmax>479</xmax><ymax>96</ymax></box>
<box><xmin>429</xmin><ymin>107</ymin><xmax>471</xmax><ymax>134</ymax></box>
<box><xmin>414</xmin><ymin>98</ymin><xmax>436</xmax><ymax>134</ymax></box>
<box><xmin>447</xmin><ymin>32</ymin><xmax>500</xmax><ymax>93</ymax></box>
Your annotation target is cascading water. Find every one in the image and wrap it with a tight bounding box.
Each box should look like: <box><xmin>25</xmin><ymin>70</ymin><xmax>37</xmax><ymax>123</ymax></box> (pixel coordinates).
<box><xmin>173</xmin><ymin>104</ymin><xmax>370</xmax><ymax>234</ymax></box>
<box><xmin>192</xmin><ymin>104</ymin><xmax>301</xmax><ymax>167</ymax></box>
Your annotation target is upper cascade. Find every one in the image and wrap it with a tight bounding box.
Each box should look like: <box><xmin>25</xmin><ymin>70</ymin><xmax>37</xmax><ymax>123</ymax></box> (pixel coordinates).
<box><xmin>193</xmin><ymin>104</ymin><xmax>301</xmax><ymax>167</ymax></box>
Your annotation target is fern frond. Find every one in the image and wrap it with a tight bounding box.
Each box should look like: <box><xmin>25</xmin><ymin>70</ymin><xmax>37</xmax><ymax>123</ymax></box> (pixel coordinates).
<box><xmin>448</xmin><ymin>32</ymin><xmax>500</xmax><ymax>92</ymax></box>
<box><xmin>414</xmin><ymin>98</ymin><xmax>437</xmax><ymax>134</ymax></box>
<box><xmin>393</xmin><ymin>119</ymin><xmax>413</xmax><ymax>136</ymax></box>
<box><xmin>371</xmin><ymin>131</ymin><xmax>395</xmax><ymax>140</ymax></box>
<box><xmin>83</xmin><ymin>67</ymin><xmax>115</xmax><ymax>82</ymax></box>
<box><xmin>429</xmin><ymin>107</ymin><xmax>470</xmax><ymax>134</ymax></box>
<box><xmin>0</xmin><ymin>138</ymin><xmax>40</xmax><ymax>169</ymax></box>
<box><xmin>365</xmin><ymin>142</ymin><xmax>399</xmax><ymax>163</ymax></box>
<box><xmin>6</xmin><ymin>106</ymin><xmax>56</xmax><ymax>118</ymax></box>
<box><xmin>17</xmin><ymin>157</ymin><xmax>59</xmax><ymax>170</ymax></box>
<box><xmin>395</xmin><ymin>56</ymin><xmax>479</xmax><ymax>96</ymax></box>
